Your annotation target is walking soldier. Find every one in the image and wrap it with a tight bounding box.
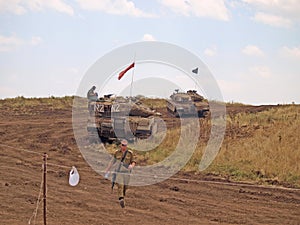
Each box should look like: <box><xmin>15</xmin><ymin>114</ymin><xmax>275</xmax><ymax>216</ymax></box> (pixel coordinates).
<box><xmin>105</xmin><ymin>139</ymin><xmax>136</xmax><ymax>208</ymax></box>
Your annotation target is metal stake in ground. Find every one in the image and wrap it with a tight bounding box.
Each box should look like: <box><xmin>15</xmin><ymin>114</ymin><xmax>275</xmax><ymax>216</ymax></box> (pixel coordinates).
<box><xmin>43</xmin><ymin>153</ymin><xmax>47</xmax><ymax>225</ymax></box>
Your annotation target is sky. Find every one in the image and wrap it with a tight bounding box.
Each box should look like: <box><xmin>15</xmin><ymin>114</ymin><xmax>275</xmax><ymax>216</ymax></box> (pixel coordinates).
<box><xmin>0</xmin><ymin>0</ymin><xmax>299</xmax><ymax>105</ymax></box>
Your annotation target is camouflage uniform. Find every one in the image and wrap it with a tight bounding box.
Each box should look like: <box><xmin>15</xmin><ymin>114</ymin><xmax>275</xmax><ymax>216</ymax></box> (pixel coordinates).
<box><xmin>112</xmin><ymin>149</ymin><xmax>135</xmax><ymax>200</ymax></box>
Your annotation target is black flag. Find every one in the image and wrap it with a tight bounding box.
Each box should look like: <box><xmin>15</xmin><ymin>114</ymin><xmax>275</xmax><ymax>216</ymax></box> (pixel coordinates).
<box><xmin>192</xmin><ymin>67</ymin><xmax>198</xmax><ymax>74</ymax></box>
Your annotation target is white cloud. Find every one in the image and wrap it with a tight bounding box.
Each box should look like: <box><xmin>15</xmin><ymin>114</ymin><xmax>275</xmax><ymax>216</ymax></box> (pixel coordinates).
<box><xmin>0</xmin><ymin>0</ymin><xmax>26</xmax><ymax>15</ymax></box>
<box><xmin>0</xmin><ymin>34</ymin><xmax>43</xmax><ymax>52</ymax></box>
<box><xmin>243</xmin><ymin>0</ymin><xmax>300</xmax><ymax>14</ymax></box>
<box><xmin>280</xmin><ymin>46</ymin><xmax>300</xmax><ymax>58</ymax></box>
<box><xmin>250</xmin><ymin>66</ymin><xmax>271</xmax><ymax>78</ymax></box>
<box><xmin>159</xmin><ymin>0</ymin><xmax>230</xmax><ymax>21</ymax></box>
<box><xmin>45</xmin><ymin>0</ymin><xmax>74</xmax><ymax>15</ymax></box>
<box><xmin>159</xmin><ymin>0</ymin><xmax>190</xmax><ymax>16</ymax></box>
<box><xmin>142</xmin><ymin>34</ymin><xmax>156</xmax><ymax>41</ymax></box>
<box><xmin>30</xmin><ymin>36</ymin><xmax>42</xmax><ymax>46</ymax></box>
<box><xmin>242</xmin><ymin>45</ymin><xmax>264</xmax><ymax>57</ymax></box>
<box><xmin>0</xmin><ymin>0</ymin><xmax>74</xmax><ymax>15</ymax></box>
<box><xmin>0</xmin><ymin>34</ymin><xmax>24</xmax><ymax>52</ymax></box>
<box><xmin>204</xmin><ymin>45</ymin><xmax>217</xmax><ymax>57</ymax></box>
<box><xmin>253</xmin><ymin>12</ymin><xmax>292</xmax><ymax>28</ymax></box>
<box><xmin>242</xmin><ymin>0</ymin><xmax>300</xmax><ymax>27</ymax></box>
<box><xmin>76</xmin><ymin>0</ymin><xmax>156</xmax><ymax>18</ymax></box>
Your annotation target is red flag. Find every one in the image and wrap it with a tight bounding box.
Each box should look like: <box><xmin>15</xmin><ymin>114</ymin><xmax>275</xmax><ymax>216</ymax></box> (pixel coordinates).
<box><xmin>118</xmin><ymin>62</ymin><xmax>135</xmax><ymax>80</ymax></box>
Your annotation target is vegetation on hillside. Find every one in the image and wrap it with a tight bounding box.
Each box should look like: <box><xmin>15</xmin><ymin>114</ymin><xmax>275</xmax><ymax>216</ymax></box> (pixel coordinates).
<box><xmin>0</xmin><ymin>96</ymin><xmax>74</xmax><ymax>115</ymax></box>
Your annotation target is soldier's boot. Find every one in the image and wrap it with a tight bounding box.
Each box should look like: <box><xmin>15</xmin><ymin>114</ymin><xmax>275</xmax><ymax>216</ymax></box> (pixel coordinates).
<box><xmin>119</xmin><ymin>197</ymin><xmax>125</xmax><ymax>208</ymax></box>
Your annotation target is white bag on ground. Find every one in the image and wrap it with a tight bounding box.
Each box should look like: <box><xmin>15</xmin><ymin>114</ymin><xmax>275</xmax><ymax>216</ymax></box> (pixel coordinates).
<box><xmin>69</xmin><ymin>166</ymin><xmax>80</xmax><ymax>186</ymax></box>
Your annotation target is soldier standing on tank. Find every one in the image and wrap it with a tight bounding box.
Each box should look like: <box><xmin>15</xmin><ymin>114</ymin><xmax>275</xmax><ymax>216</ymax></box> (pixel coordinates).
<box><xmin>87</xmin><ymin>86</ymin><xmax>98</xmax><ymax>101</ymax></box>
<box><xmin>105</xmin><ymin>139</ymin><xmax>136</xmax><ymax>208</ymax></box>
<box><xmin>87</xmin><ymin>86</ymin><xmax>98</xmax><ymax>115</ymax></box>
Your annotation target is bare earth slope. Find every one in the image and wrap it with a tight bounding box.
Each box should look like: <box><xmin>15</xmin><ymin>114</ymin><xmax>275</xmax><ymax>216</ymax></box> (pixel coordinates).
<box><xmin>0</xmin><ymin>101</ymin><xmax>300</xmax><ymax>224</ymax></box>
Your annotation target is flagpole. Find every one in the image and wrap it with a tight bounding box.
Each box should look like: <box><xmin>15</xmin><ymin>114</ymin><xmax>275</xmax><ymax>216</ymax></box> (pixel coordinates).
<box><xmin>192</xmin><ymin>67</ymin><xmax>198</xmax><ymax>90</ymax></box>
<box><xmin>129</xmin><ymin>53</ymin><xmax>136</xmax><ymax>100</ymax></box>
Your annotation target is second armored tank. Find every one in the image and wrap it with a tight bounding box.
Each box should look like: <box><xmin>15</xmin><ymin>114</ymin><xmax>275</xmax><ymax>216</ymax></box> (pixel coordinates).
<box><xmin>166</xmin><ymin>90</ymin><xmax>209</xmax><ymax>118</ymax></box>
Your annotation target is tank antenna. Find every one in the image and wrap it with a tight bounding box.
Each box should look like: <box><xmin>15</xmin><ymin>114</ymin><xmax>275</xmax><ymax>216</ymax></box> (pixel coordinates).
<box><xmin>129</xmin><ymin>52</ymin><xmax>136</xmax><ymax>101</ymax></box>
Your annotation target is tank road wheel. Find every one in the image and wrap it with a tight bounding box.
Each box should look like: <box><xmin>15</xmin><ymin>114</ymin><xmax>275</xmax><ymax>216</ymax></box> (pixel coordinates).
<box><xmin>198</xmin><ymin>110</ymin><xmax>210</xmax><ymax>118</ymax></box>
<box><xmin>151</xmin><ymin>123</ymin><xmax>158</xmax><ymax>135</ymax></box>
<box><xmin>174</xmin><ymin>110</ymin><xmax>180</xmax><ymax>118</ymax></box>
<box><xmin>88</xmin><ymin>134</ymin><xmax>100</xmax><ymax>144</ymax></box>
<box><xmin>87</xmin><ymin>127</ymin><xmax>100</xmax><ymax>144</ymax></box>
<box><xmin>167</xmin><ymin>107</ymin><xmax>173</xmax><ymax>115</ymax></box>
<box><xmin>100</xmin><ymin>136</ymin><xmax>109</xmax><ymax>144</ymax></box>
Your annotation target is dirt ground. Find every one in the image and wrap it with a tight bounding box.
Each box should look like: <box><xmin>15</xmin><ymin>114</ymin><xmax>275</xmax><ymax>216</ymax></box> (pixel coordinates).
<box><xmin>0</xmin><ymin>103</ymin><xmax>300</xmax><ymax>225</ymax></box>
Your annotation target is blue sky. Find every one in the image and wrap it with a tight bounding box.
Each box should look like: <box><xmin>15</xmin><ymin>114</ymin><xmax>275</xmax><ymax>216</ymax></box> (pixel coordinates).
<box><xmin>0</xmin><ymin>0</ymin><xmax>299</xmax><ymax>104</ymax></box>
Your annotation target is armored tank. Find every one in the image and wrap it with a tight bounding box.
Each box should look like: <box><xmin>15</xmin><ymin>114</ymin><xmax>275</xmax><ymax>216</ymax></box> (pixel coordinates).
<box><xmin>87</xmin><ymin>95</ymin><xmax>158</xmax><ymax>143</ymax></box>
<box><xmin>166</xmin><ymin>90</ymin><xmax>210</xmax><ymax>118</ymax></box>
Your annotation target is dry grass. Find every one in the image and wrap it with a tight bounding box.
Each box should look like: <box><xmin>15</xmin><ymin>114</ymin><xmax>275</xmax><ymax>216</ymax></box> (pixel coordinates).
<box><xmin>134</xmin><ymin>104</ymin><xmax>300</xmax><ymax>187</ymax></box>
<box><xmin>0</xmin><ymin>96</ymin><xmax>74</xmax><ymax>115</ymax></box>
<box><xmin>139</xmin><ymin>98</ymin><xmax>166</xmax><ymax>110</ymax></box>
<box><xmin>134</xmin><ymin>128</ymin><xmax>180</xmax><ymax>165</ymax></box>
<box><xmin>186</xmin><ymin>105</ymin><xmax>300</xmax><ymax>187</ymax></box>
